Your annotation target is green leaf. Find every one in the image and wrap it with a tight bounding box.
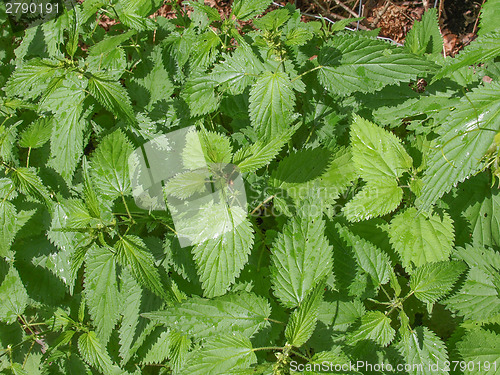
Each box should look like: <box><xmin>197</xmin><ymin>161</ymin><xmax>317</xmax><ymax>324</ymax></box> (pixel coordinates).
<box><xmin>447</xmin><ymin>173</ymin><xmax>500</xmax><ymax>248</ymax></box>
<box><xmin>416</xmin><ymin>83</ymin><xmax>500</xmax><ymax>211</ymax></box>
<box><xmin>19</xmin><ymin>117</ymin><xmax>52</xmax><ymax>149</ymax></box>
<box><xmin>388</xmin><ymin>207</ymin><xmax>454</xmax><ymax>269</ymax></box>
<box><xmin>253</xmin><ymin>8</ymin><xmax>290</xmax><ymax>31</ymax></box>
<box><xmin>350</xmin><ymin>115</ymin><xmax>413</xmax><ymax>182</ymax></box>
<box><xmin>182</xmin><ymin>75</ymin><xmax>220</xmax><ymax>117</ymax></box>
<box><xmin>270</xmin><ymin>147</ymin><xmax>357</xmax><ymax>212</ymax></box>
<box><xmin>88</xmin><ymin>30</ymin><xmax>136</xmax><ymax>56</ymax></box>
<box><xmin>114</xmin><ymin>235</ymin><xmax>167</xmax><ymax>299</ymax></box>
<box><xmin>11</xmin><ymin>167</ymin><xmax>52</xmax><ymax>205</ymax></box>
<box><xmin>317</xmin><ymin>34</ymin><xmax>436</xmax><ymax>95</ymax></box>
<box><xmin>404</xmin><ymin>8</ymin><xmax>443</xmax><ymax>56</ymax></box>
<box><xmin>118</xmin><ymin>267</ymin><xmax>142</xmax><ymax>366</ymax></box>
<box><xmin>4</xmin><ymin>58</ymin><xmax>61</xmax><ymax>100</ymax></box>
<box><xmin>285</xmin><ymin>283</ymin><xmax>324</xmax><ymax>347</ymax></box>
<box><xmin>270</xmin><ymin>202</ymin><xmax>333</xmax><ymax>308</ymax></box>
<box><xmin>397</xmin><ymin>326</ymin><xmax>448</xmax><ymax>375</ymax></box>
<box><xmin>0</xmin><ymin>265</ymin><xmax>28</xmax><ymax>324</ymax></box>
<box><xmin>48</xmin><ymin>103</ymin><xmax>86</xmax><ymax>182</ymax></box>
<box><xmin>87</xmin><ymin>72</ymin><xmax>136</xmax><ymax>126</ymax></box>
<box><xmin>130</xmin><ymin>44</ymin><xmax>174</xmax><ymax>109</ymax></box>
<box><xmin>143</xmin><ymin>291</ymin><xmax>270</xmax><ymax>339</ymax></box>
<box><xmin>249</xmin><ymin>71</ymin><xmax>296</xmax><ymax>138</ymax></box>
<box><xmin>479</xmin><ymin>0</ymin><xmax>500</xmax><ymax>35</ymax></box>
<box><xmin>445</xmin><ymin>265</ymin><xmax>500</xmax><ymax>321</ymax></box>
<box><xmin>410</xmin><ymin>261</ymin><xmax>466</xmax><ymax>304</ymax></box>
<box><xmin>336</xmin><ymin>223</ymin><xmax>391</xmax><ymax>286</ymax></box>
<box><xmin>232</xmin><ymin>0</ymin><xmax>272</xmax><ymax>21</ymax></box>
<box><xmin>192</xmin><ymin>212</ymin><xmax>254</xmax><ymax>298</ymax></box>
<box><xmin>165</xmin><ymin>170</ymin><xmax>210</xmax><ymax>200</ymax></box>
<box><xmin>78</xmin><ymin>331</ymin><xmax>118</xmax><ymax>374</ymax></box>
<box><xmin>90</xmin><ymin>130</ymin><xmax>133</xmax><ymax>200</ymax></box>
<box><xmin>348</xmin><ymin>311</ymin><xmax>395</xmax><ymax>347</ymax></box>
<box><xmin>0</xmin><ymin>201</ymin><xmax>17</xmax><ymax>257</ymax></box>
<box><xmin>180</xmin><ymin>333</ymin><xmax>257</xmax><ymax>375</ymax></box>
<box><xmin>140</xmin><ymin>331</ymin><xmax>171</xmax><ymax>365</ymax></box>
<box><xmin>456</xmin><ymin>329</ymin><xmax>500</xmax><ymax>374</ymax></box>
<box><xmin>84</xmin><ymin>246</ymin><xmax>120</xmax><ymax>345</ymax></box>
<box><xmin>168</xmin><ymin>331</ymin><xmax>191</xmax><ymax>372</ymax></box>
<box><xmin>211</xmin><ymin>47</ymin><xmax>263</xmax><ymax>95</ymax></box>
<box><xmin>343</xmin><ymin>179</ymin><xmax>403</xmax><ymax>222</ymax></box>
<box><xmin>232</xmin><ymin>125</ymin><xmax>297</xmax><ymax>173</ymax></box>
<box><xmin>66</xmin><ymin>6</ymin><xmax>80</xmax><ymax>58</ymax></box>
<box><xmin>198</xmin><ymin>130</ymin><xmax>233</xmax><ymax>164</ymax></box>
<box><xmin>432</xmin><ymin>32</ymin><xmax>500</xmax><ymax>82</ymax></box>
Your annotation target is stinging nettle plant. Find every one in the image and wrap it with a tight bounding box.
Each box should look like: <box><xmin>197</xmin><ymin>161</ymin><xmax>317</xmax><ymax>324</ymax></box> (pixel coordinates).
<box><xmin>0</xmin><ymin>0</ymin><xmax>500</xmax><ymax>374</ymax></box>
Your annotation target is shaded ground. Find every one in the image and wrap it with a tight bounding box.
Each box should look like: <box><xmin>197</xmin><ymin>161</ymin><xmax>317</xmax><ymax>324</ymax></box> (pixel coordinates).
<box><xmin>288</xmin><ymin>0</ymin><xmax>483</xmax><ymax>55</ymax></box>
<box><xmin>109</xmin><ymin>0</ymin><xmax>485</xmax><ymax>56</ymax></box>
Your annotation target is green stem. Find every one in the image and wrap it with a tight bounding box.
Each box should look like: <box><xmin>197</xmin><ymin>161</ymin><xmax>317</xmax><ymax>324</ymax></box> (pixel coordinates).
<box><xmin>250</xmin><ymin>195</ymin><xmax>275</xmax><ymax>215</ymax></box>
<box><xmin>265</xmin><ymin>317</ymin><xmax>284</xmax><ymax>324</ymax></box>
<box><xmin>26</xmin><ymin>147</ymin><xmax>31</xmax><ymax>168</ymax></box>
<box><xmin>291</xmin><ymin>65</ymin><xmax>323</xmax><ymax>83</ymax></box>
<box><xmin>252</xmin><ymin>346</ymin><xmax>284</xmax><ymax>352</ymax></box>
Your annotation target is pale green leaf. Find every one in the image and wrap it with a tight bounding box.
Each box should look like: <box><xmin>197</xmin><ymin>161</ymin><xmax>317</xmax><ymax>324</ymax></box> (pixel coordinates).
<box><xmin>0</xmin><ymin>201</ymin><xmax>17</xmax><ymax>258</ymax></box>
<box><xmin>19</xmin><ymin>117</ymin><xmax>52</xmax><ymax>149</ymax></box>
<box><xmin>114</xmin><ymin>235</ymin><xmax>166</xmax><ymax>299</ymax></box>
<box><xmin>448</xmin><ymin>173</ymin><xmax>500</xmax><ymax>248</ymax></box>
<box><xmin>48</xmin><ymin>103</ymin><xmax>86</xmax><ymax>182</ymax></box>
<box><xmin>416</xmin><ymin>83</ymin><xmax>500</xmax><ymax>210</ymax></box>
<box><xmin>141</xmin><ymin>331</ymin><xmax>171</xmax><ymax>365</ymax></box>
<box><xmin>397</xmin><ymin>326</ymin><xmax>448</xmax><ymax>375</ymax></box>
<box><xmin>388</xmin><ymin>207</ymin><xmax>454</xmax><ymax>269</ymax></box>
<box><xmin>168</xmin><ymin>331</ymin><xmax>191</xmax><ymax>372</ymax></box>
<box><xmin>211</xmin><ymin>47</ymin><xmax>263</xmax><ymax>95</ymax></box>
<box><xmin>233</xmin><ymin>124</ymin><xmax>298</xmax><ymax>173</ymax></box>
<box><xmin>285</xmin><ymin>283</ymin><xmax>324</xmax><ymax>347</ymax></box>
<box><xmin>165</xmin><ymin>170</ymin><xmax>209</xmax><ymax>200</ymax></box>
<box><xmin>182</xmin><ymin>75</ymin><xmax>220</xmax><ymax>117</ymax></box>
<box><xmin>445</xmin><ymin>266</ymin><xmax>500</xmax><ymax>321</ymax></box>
<box><xmin>249</xmin><ymin>71</ymin><xmax>296</xmax><ymax>138</ymax></box>
<box><xmin>192</xmin><ymin>212</ymin><xmax>253</xmax><ymax>298</ymax></box>
<box><xmin>318</xmin><ymin>34</ymin><xmax>436</xmax><ymax>95</ymax></box>
<box><xmin>11</xmin><ymin>167</ymin><xmax>52</xmax><ymax>205</ymax></box>
<box><xmin>143</xmin><ymin>292</ymin><xmax>270</xmax><ymax>339</ymax></box>
<box><xmin>432</xmin><ymin>32</ymin><xmax>500</xmax><ymax>82</ymax></box>
<box><xmin>118</xmin><ymin>267</ymin><xmax>142</xmax><ymax>366</ymax></box>
<box><xmin>270</xmin><ymin>202</ymin><xmax>333</xmax><ymax>308</ymax></box>
<box><xmin>87</xmin><ymin>72</ymin><xmax>136</xmax><ymax>126</ymax></box>
<box><xmin>348</xmin><ymin>311</ymin><xmax>395</xmax><ymax>347</ymax></box>
<box><xmin>90</xmin><ymin>130</ymin><xmax>133</xmax><ymax>200</ymax></box>
<box><xmin>410</xmin><ymin>261</ymin><xmax>466</xmax><ymax>304</ymax></box>
<box><xmin>343</xmin><ymin>179</ymin><xmax>403</xmax><ymax>222</ymax></box>
<box><xmin>131</xmin><ymin>45</ymin><xmax>174</xmax><ymax>109</ymax></box>
<box><xmin>84</xmin><ymin>246</ymin><xmax>120</xmax><ymax>345</ymax></box>
<box><xmin>404</xmin><ymin>8</ymin><xmax>443</xmax><ymax>56</ymax></box>
<box><xmin>0</xmin><ymin>265</ymin><xmax>28</xmax><ymax>324</ymax></box>
<box><xmin>180</xmin><ymin>333</ymin><xmax>256</xmax><ymax>375</ymax></box>
<box><xmin>232</xmin><ymin>0</ymin><xmax>272</xmax><ymax>21</ymax></box>
<box><xmin>479</xmin><ymin>0</ymin><xmax>500</xmax><ymax>35</ymax></box>
<box><xmin>351</xmin><ymin>115</ymin><xmax>413</xmax><ymax>182</ymax></box>
<box><xmin>78</xmin><ymin>331</ymin><xmax>118</xmax><ymax>374</ymax></box>
<box><xmin>336</xmin><ymin>223</ymin><xmax>391</xmax><ymax>286</ymax></box>
<box><xmin>456</xmin><ymin>329</ymin><xmax>500</xmax><ymax>375</ymax></box>
<box><xmin>4</xmin><ymin>58</ymin><xmax>62</xmax><ymax>100</ymax></box>
<box><xmin>88</xmin><ymin>30</ymin><xmax>136</xmax><ymax>56</ymax></box>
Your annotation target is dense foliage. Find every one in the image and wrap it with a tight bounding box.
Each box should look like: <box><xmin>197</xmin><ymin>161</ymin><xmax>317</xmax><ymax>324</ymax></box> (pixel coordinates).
<box><xmin>0</xmin><ymin>0</ymin><xmax>500</xmax><ymax>373</ymax></box>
